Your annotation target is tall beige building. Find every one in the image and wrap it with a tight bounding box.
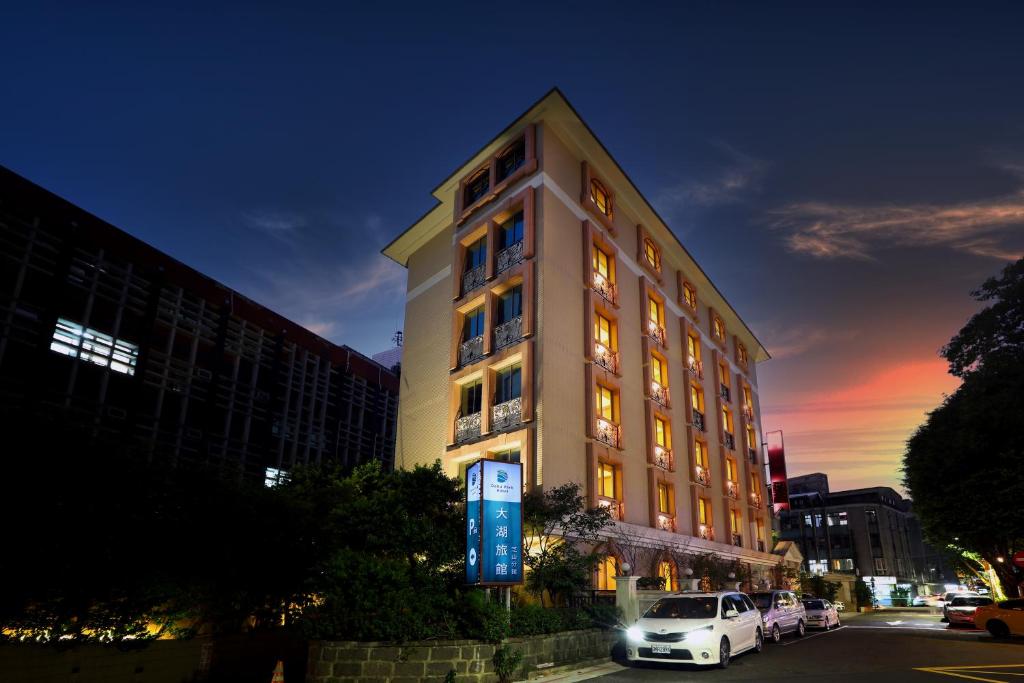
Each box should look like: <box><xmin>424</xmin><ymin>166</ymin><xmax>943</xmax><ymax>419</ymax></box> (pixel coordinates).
<box><xmin>384</xmin><ymin>89</ymin><xmax>777</xmax><ymax>587</ymax></box>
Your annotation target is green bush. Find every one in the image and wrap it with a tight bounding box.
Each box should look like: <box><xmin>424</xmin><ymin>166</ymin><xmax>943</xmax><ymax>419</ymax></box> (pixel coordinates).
<box><xmin>493</xmin><ymin>645</ymin><xmax>524</xmax><ymax>683</ymax></box>
<box><xmin>636</xmin><ymin>576</ymin><xmax>665</xmax><ymax>590</ymax></box>
<box><xmin>508</xmin><ymin>604</ymin><xmax>621</xmax><ymax>636</ymax></box>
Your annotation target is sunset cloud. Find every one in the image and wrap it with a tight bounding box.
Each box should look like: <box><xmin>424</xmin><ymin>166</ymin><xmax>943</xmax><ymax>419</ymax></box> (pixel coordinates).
<box><xmin>771</xmin><ymin>190</ymin><xmax>1024</xmax><ymax>261</ymax></box>
<box><xmin>657</xmin><ymin>143</ymin><xmax>766</xmax><ymax>210</ymax></box>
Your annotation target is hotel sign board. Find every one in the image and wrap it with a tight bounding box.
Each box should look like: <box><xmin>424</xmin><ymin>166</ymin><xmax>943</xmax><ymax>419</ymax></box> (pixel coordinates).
<box><xmin>465</xmin><ymin>459</ymin><xmax>523</xmax><ymax>586</ymax></box>
<box><xmin>766</xmin><ymin>430</ymin><xmax>790</xmax><ymax>514</ymax></box>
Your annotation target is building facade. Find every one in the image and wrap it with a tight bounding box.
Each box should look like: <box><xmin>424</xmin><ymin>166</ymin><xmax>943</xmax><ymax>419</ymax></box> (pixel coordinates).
<box><xmin>384</xmin><ymin>89</ymin><xmax>777</xmax><ymax>586</ymax></box>
<box><xmin>780</xmin><ymin>473</ymin><xmax>955</xmax><ymax>598</ymax></box>
<box><xmin>0</xmin><ymin>166</ymin><xmax>399</xmax><ymax>481</ymax></box>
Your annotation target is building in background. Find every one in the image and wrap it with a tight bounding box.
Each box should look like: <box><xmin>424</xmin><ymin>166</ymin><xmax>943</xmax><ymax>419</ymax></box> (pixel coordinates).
<box><xmin>0</xmin><ymin>166</ymin><xmax>398</xmax><ymax>481</ymax></box>
<box><xmin>384</xmin><ymin>89</ymin><xmax>778</xmax><ymax>588</ymax></box>
<box><xmin>779</xmin><ymin>473</ymin><xmax>955</xmax><ymax>600</ymax></box>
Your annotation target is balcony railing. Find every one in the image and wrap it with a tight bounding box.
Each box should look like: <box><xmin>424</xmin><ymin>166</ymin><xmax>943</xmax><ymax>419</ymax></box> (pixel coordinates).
<box><xmin>496</xmin><ymin>240</ymin><xmax>524</xmax><ymax>275</ymax></box>
<box><xmin>455</xmin><ymin>412</ymin><xmax>481</xmax><ymax>443</ymax></box>
<box><xmin>459</xmin><ymin>335</ymin><xmax>484</xmax><ymax>366</ymax></box>
<box><xmin>720</xmin><ymin>384</ymin><xmax>731</xmax><ymax>402</ymax></box>
<box><xmin>749</xmin><ymin>491</ymin><xmax>762</xmax><ymax>508</ymax></box>
<box><xmin>657</xmin><ymin>514</ymin><xmax>676</xmax><ymax>532</ymax></box>
<box><xmin>693</xmin><ymin>464</ymin><xmax>710</xmax><ymax>487</ymax></box>
<box><xmin>757</xmin><ymin>540</ymin><xmax>766</xmax><ymax>552</ymax></box>
<box><xmin>692</xmin><ymin>409</ymin><xmax>706</xmax><ymax>432</ymax></box>
<box><xmin>698</xmin><ymin>524</ymin><xmax>714</xmax><ymax>541</ymax></box>
<box><xmin>595</xmin><ymin>418</ymin><xmax>621</xmax><ymax>449</ymax></box>
<box><xmin>650</xmin><ymin>381</ymin><xmax>670</xmax><ymax>407</ymax></box>
<box><xmin>687</xmin><ymin>355</ymin><xmax>704</xmax><ymax>379</ymax></box>
<box><xmin>723</xmin><ymin>431</ymin><xmax>735</xmax><ymax>450</ymax></box>
<box><xmin>647</xmin><ymin>320</ymin><xmax>666</xmax><ymax>347</ymax></box>
<box><xmin>748</xmin><ymin>447</ymin><xmax>758</xmax><ymax>464</ymax></box>
<box><xmin>732</xmin><ymin>533</ymin><xmax>743</xmax><ymax>548</ymax></box>
<box><xmin>598</xmin><ymin>497</ymin><xmax>623</xmax><ymax>520</ymax></box>
<box><xmin>493</xmin><ymin>314</ymin><xmax>523</xmax><ymax>351</ymax></box>
<box><xmin>726</xmin><ymin>480</ymin><xmax>739</xmax><ymax>500</ymax></box>
<box><xmin>491</xmin><ymin>396</ymin><xmax>522</xmax><ymax>432</ymax></box>
<box><xmin>592</xmin><ymin>272</ymin><xmax>617</xmax><ymax>304</ymax></box>
<box><xmin>653</xmin><ymin>446</ymin><xmax>673</xmax><ymax>471</ymax></box>
<box><xmin>461</xmin><ymin>263</ymin><xmax>487</xmax><ymax>296</ymax></box>
<box><xmin>594</xmin><ymin>342</ymin><xmax>619</xmax><ymax>374</ymax></box>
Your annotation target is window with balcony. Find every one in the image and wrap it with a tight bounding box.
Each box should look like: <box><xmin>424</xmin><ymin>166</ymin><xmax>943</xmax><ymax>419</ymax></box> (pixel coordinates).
<box><xmin>456</xmin><ymin>380</ymin><xmax>483</xmax><ymax>442</ymax></box>
<box><xmin>719</xmin><ymin>361</ymin><xmax>731</xmax><ymax>402</ymax></box>
<box><xmin>657</xmin><ymin>482</ymin><xmax>675</xmax><ymax>531</ymax></box>
<box><xmin>591</xmin><ymin>245</ymin><xmax>616</xmax><ymax>303</ymax></box>
<box><xmin>494</xmin><ymin>285</ymin><xmax>523</xmax><ymax>350</ymax></box>
<box><xmin>686</xmin><ymin>333</ymin><xmax>703</xmax><ymax>378</ymax></box>
<box><xmin>460</xmin><ymin>305</ymin><xmax>486</xmax><ymax>366</ymax></box>
<box><xmin>462</xmin><ymin>237</ymin><xmax>487</xmax><ymax>295</ymax></box>
<box><xmin>593</xmin><ymin>311</ymin><xmax>619</xmax><ymax>373</ymax></box>
<box><xmin>746</xmin><ymin>425</ymin><xmax>758</xmax><ymax>463</ymax></box>
<box><xmin>750</xmin><ymin>473</ymin><xmax>763</xmax><ymax>507</ymax></box>
<box><xmin>650</xmin><ymin>353</ymin><xmax>669</xmax><ymax>406</ymax></box>
<box><xmin>725</xmin><ymin>458</ymin><xmax>739</xmax><ymax>499</ymax></box>
<box><xmin>597</xmin><ymin>555</ymin><xmax>618</xmax><ymax>590</ymax></box>
<box><xmin>647</xmin><ymin>296</ymin><xmax>665</xmax><ymax>346</ymax></box>
<box><xmin>737</xmin><ymin>342</ymin><xmax>749</xmax><ymax>367</ymax></box>
<box><xmin>742</xmin><ymin>386</ymin><xmax>754</xmax><ymax>420</ymax></box>
<box><xmin>697</xmin><ymin>496</ymin><xmax>713</xmax><ymax>540</ymax></box>
<box><xmin>597</xmin><ymin>461</ymin><xmax>622</xmax><ymax>519</ymax></box>
<box><xmin>643</xmin><ymin>238</ymin><xmax>661</xmax><ymax>272</ymax></box>
<box><xmin>693</xmin><ymin>438</ymin><xmax>710</xmax><ymax>486</ymax></box>
<box><xmin>50</xmin><ymin>318</ymin><xmax>139</xmax><ymax>376</ymax></box>
<box><xmin>691</xmin><ymin>384</ymin><xmax>706</xmax><ymax>431</ymax></box>
<box><xmin>682</xmin><ymin>281</ymin><xmax>697</xmax><ymax>310</ymax></box>
<box><xmin>713</xmin><ymin>315</ymin><xmax>726</xmax><ymax>341</ymax></box>
<box><xmin>496</xmin><ymin>138</ymin><xmax>526</xmax><ymax>182</ymax></box>
<box><xmin>730</xmin><ymin>508</ymin><xmax>743</xmax><ymax>547</ymax></box>
<box><xmin>595</xmin><ymin>384</ymin><xmax>620</xmax><ymax>448</ymax></box>
<box><xmin>590</xmin><ymin>178</ymin><xmax>612</xmax><ymax>217</ymax></box>
<box><xmin>464</xmin><ymin>168</ymin><xmax>490</xmax><ymax>208</ymax></box>
<box><xmin>653</xmin><ymin>415</ymin><xmax>672</xmax><ymax>469</ymax></box>
<box><xmin>496</xmin><ymin>211</ymin><xmax>524</xmax><ymax>274</ymax></box>
<box><xmin>756</xmin><ymin>519</ymin><xmax>766</xmax><ymax>552</ymax></box>
<box><xmin>722</xmin><ymin>406</ymin><xmax>735</xmax><ymax>449</ymax></box>
<box><xmin>492</xmin><ymin>363</ymin><xmax>522</xmax><ymax>431</ymax></box>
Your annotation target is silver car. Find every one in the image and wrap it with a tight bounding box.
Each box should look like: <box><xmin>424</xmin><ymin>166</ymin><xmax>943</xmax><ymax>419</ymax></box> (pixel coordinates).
<box><xmin>750</xmin><ymin>590</ymin><xmax>806</xmax><ymax>643</ymax></box>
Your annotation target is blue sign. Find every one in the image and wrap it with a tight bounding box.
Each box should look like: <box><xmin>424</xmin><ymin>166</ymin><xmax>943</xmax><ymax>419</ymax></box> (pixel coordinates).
<box><xmin>465</xmin><ymin>461</ymin><xmax>482</xmax><ymax>584</ymax></box>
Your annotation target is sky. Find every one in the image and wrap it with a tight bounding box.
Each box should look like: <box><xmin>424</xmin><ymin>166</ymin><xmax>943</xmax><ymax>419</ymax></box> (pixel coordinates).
<box><xmin>2</xmin><ymin>1</ymin><xmax>1023</xmax><ymax>493</ymax></box>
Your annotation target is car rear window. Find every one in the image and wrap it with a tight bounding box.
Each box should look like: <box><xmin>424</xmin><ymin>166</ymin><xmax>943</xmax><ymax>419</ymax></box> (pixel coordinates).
<box><xmin>803</xmin><ymin>599</ymin><xmax>825</xmax><ymax>610</ymax></box>
<box><xmin>750</xmin><ymin>592</ymin><xmax>774</xmax><ymax>610</ymax></box>
<box><xmin>951</xmin><ymin>597</ymin><xmax>992</xmax><ymax>607</ymax></box>
<box><xmin>644</xmin><ymin>597</ymin><xmax>719</xmax><ymax>619</ymax></box>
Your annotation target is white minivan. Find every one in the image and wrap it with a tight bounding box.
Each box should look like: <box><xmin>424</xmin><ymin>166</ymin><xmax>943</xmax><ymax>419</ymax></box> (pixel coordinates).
<box><xmin>626</xmin><ymin>591</ymin><xmax>764</xmax><ymax>668</ymax></box>
<box><xmin>750</xmin><ymin>590</ymin><xmax>807</xmax><ymax>642</ymax></box>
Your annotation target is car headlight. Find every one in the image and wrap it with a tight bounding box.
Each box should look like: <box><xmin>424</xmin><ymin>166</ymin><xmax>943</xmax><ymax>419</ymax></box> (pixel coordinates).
<box><xmin>626</xmin><ymin>626</ymin><xmax>644</xmax><ymax>643</ymax></box>
<box><xmin>685</xmin><ymin>625</ymin><xmax>714</xmax><ymax>646</ymax></box>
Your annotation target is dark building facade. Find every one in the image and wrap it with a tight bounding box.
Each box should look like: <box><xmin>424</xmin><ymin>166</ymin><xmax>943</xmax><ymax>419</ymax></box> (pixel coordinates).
<box><xmin>0</xmin><ymin>166</ymin><xmax>398</xmax><ymax>481</ymax></box>
<box><xmin>779</xmin><ymin>473</ymin><xmax>955</xmax><ymax>596</ymax></box>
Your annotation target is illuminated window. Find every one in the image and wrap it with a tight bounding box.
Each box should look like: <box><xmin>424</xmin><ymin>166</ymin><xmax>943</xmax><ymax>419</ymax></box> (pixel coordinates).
<box><xmin>694</xmin><ymin>439</ymin><xmax>708</xmax><ymax>469</ymax></box>
<box><xmin>592</xmin><ymin>245</ymin><xmax>613</xmax><ymax>282</ymax></box>
<box><xmin>730</xmin><ymin>508</ymin><xmax>741</xmax><ymax>534</ymax></box>
<box><xmin>597</xmin><ymin>461</ymin><xmax>618</xmax><ymax>499</ymax></box>
<box><xmin>743</xmin><ymin>386</ymin><xmax>753</xmax><ymax>410</ymax></box>
<box><xmin>658</xmin><ymin>560</ymin><xmax>676</xmax><ymax>591</ymax></box>
<box><xmin>690</xmin><ymin>385</ymin><xmax>704</xmax><ymax>412</ymax></box>
<box><xmin>747</xmin><ymin>425</ymin><xmax>757</xmax><ymax>450</ymax></box>
<box><xmin>596</xmin><ymin>384</ymin><xmax>617</xmax><ymax>422</ymax></box>
<box><xmin>595</xmin><ymin>313</ymin><xmax>614</xmax><ymax>348</ymax></box>
<box><xmin>651</xmin><ymin>354</ymin><xmax>667</xmax><ymax>387</ymax></box>
<box><xmin>722</xmin><ymin>406</ymin><xmax>733</xmax><ymax>433</ymax></box>
<box><xmin>698</xmin><ymin>497</ymin><xmax>711</xmax><ymax>526</ymax></box>
<box><xmin>264</xmin><ymin>467</ymin><xmax>288</xmax><ymax>488</ymax></box>
<box><xmin>464</xmin><ymin>168</ymin><xmax>490</xmax><ymax>206</ymax></box>
<box><xmin>757</xmin><ymin>520</ymin><xmax>766</xmax><ymax>541</ymax></box>
<box><xmin>597</xmin><ymin>555</ymin><xmax>618</xmax><ymax>590</ymax></box>
<box><xmin>50</xmin><ymin>318</ymin><xmax>139</xmax><ymax>376</ymax></box>
<box><xmin>648</xmin><ymin>297</ymin><xmax>663</xmax><ymax>327</ymax></box>
<box><xmin>654</xmin><ymin>416</ymin><xmax>671</xmax><ymax>449</ymax></box>
<box><xmin>726</xmin><ymin>458</ymin><xmax>737</xmax><ymax>483</ymax></box>
<box><xmin>713</xmin><ymin>315</ymin><xmax>726</xmax><ymax>340</ymax></box>
<box><xmin>643</xmin><ymin>238</ymin><xmax>660</xmax><ymax>271</ymax></box>
<box><xmin>590</xmin><ymin>178</ymin><xmax>612</xmax><ymax>217</ymax></box>
<box><xmin>720</xmin><ymin>362</ymin><xmax>730</xmax><ymax>389</ymax></box>
<box><xmin>496</xmin><ymin>138</ymin><xmax>526</xmax><ymax>181</ymax></box>
<box><xmin>683</xmin><ymin>281</ymin><xmax>697</xmax><ymax>309</ymax></box>
<box><xmin>738</xmin><ymin>342</ymin><xmax>749</xmax><ymax>366</ymax></box>
<box><xmin>687</xmin><ymin>334</ymin><xmax>700</xmax><ymax>362</ymax></box>
<box><xmin>658</xmin><ymin>482</ymin><xmax>673</xmax><ymax>514</ymax></box>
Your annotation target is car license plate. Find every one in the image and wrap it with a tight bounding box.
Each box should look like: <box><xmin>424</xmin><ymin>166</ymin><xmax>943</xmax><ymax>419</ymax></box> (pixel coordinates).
<box><xmin>651</xmin><ymin>644</ymin><xmax>671</xmax><ymax>655</ymax></box>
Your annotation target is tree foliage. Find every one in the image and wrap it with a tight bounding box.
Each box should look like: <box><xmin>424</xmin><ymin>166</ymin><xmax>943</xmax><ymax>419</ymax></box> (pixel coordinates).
<box><xmin>904</xmin><ymin>258</ymin><xmax>1024</xmax><ymax>597</ymax></box>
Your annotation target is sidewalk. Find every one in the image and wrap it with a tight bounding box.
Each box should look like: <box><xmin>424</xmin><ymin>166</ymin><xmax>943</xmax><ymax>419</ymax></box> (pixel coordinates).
<box><xmin>527</xmin><ymin>658</ymin><xmax>625</xmax><ymax>682</ymax></box>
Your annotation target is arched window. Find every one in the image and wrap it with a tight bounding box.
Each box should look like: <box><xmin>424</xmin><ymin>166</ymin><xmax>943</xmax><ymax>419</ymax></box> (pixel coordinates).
<box><xmin>597</xmin><ymin>555</ymin><xmax>618</xmax><ymax>590</ymax></box>
<box><xmin>658</xmin><ymin>560</ymin><xmax>677</xmax><ymax>591</ymax></box>
<box><xmin>590</xmin><ymin>178</ymin><xmax>612</xmax><ymax>217</ymax></box>
<box><xmin>464</xmin><ymin>168</ymin><xmax>490</xmax><ymax>207</ymax></box>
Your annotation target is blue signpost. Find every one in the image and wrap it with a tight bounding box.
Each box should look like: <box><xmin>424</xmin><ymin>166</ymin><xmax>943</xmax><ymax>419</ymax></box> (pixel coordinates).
<box><xmin>466</xmin><ymin>459</ymin><xmax>523</xmax><ymax>586</ymax></box>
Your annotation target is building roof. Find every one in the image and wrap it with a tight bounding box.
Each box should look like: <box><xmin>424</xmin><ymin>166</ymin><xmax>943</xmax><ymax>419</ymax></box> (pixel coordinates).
<box><xmin>382</xmin><ymin>87</ymin><xmax>770</xmax><ymax>362</ymax></box>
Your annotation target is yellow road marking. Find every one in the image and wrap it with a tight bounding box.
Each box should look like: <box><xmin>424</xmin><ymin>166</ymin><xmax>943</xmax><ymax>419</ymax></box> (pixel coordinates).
<box><xmin>915</xmin><ymin>665</ymin><xmax>1024</xmax><ymax>683</ymax></box>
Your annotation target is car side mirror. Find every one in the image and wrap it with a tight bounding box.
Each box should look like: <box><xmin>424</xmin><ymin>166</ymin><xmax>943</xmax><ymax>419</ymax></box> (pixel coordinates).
<box><xmin>724</xmin><ymin>608</ymin><xmax>739</xmax><ymax>618</ymax></box>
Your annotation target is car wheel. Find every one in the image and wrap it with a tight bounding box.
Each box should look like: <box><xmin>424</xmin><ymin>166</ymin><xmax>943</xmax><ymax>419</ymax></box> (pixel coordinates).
<box><xmin>753</xmin><ymin>628</ymin><xmax>764</xmax><ymax>654</ymax></box>
<box><xmin>796</xmin><ymin>620</ymin><xmax>806</xmax><ymax>637</ymax></box>
<box><xmin>771</xmin><ymin>623</ymin><xmax>781</xmax><ymax>643</ymax></box>
<box><xmin>987</xmin><ymin>620</ymin><xmax>1010</xmax><ymax>638</ymax></box>
<box><xmin>718</xmin><ymin>637</ymin><xmax>731</xmax><ymax>669</ymax></box>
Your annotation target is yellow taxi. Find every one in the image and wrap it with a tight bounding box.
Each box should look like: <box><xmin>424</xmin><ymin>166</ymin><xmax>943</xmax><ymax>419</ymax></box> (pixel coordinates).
<box><xmin>974</xmin><ymin>598</ymin><xmax>1024</xmax><ymax>637</ymax></box>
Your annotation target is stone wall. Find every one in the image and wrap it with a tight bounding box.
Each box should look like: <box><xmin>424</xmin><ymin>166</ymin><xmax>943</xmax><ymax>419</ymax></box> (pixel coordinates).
<box><xmin>308</xmin><ymin>628</ymin><xmax>617</xmax><ymax>683</ymax></box>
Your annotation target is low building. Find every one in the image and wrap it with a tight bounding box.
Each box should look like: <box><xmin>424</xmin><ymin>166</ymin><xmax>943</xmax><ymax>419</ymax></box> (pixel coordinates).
<box><xmin>0</xmin><ymin>165</ymin><xmax>399</xmax><ymax>481</ymax></box>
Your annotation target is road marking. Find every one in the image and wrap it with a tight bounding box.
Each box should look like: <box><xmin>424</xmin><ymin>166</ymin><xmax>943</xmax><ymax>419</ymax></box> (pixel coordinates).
<box><xmin>888</xmin><ymin>620</ymin><xmax>906</xmax><ymax>625</ymax></box>
<box><xmin>915</xmin><ymin>665</ymin><xmax>1024</xmax><ymax>683</ymax></box>
<box><xmin>781</xmin><ymin>625</ymin><xmax>846</xmax><ymax>646</ymax></box>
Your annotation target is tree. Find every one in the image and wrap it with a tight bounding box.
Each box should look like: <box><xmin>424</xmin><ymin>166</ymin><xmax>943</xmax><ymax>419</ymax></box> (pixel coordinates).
<box><xmin>522</xmin><ymin>484</ymin><xmax>612</xmax><ymax>606</ymax></box>
<box><xmin>904</xmin><ymin>258</ymin><xmax>1024</xmax><ymax>598</ymax></box>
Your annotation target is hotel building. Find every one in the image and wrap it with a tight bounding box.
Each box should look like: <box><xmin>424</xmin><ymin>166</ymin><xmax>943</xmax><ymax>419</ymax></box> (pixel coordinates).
<box><xmin>384</xmin><ymin>89</ymin><xmax>777</xmax><ymax>586</ymax></box>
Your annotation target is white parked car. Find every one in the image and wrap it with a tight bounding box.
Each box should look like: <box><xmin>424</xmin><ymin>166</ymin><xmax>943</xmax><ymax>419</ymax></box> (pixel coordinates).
<box><xmin>801</xmin><ymin>598</ymin><xmax>841</xmax><ymax>629</ymax></box>
<box><xmin>626</xmin><ymin>591</ymin><xmax>764</xmax><ymax>668</ymax></box>
<box><xmin>750</xmin><ymin>590</ymin><xmax>807</xmax><ymax>643</ymax></box>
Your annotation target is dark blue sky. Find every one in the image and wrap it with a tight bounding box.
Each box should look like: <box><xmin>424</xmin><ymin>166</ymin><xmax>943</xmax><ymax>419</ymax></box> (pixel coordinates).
<box><xmin>3</xmin><ymin>1</ymin><xmax>1023</xmax><ymax>488</ymax></box>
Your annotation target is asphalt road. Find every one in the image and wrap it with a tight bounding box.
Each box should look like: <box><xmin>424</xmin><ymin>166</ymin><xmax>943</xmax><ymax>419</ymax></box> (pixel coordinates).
<box><xmin>593</xmin><ymin>611</ymin><xmax>1024</xmax><ymax>682</ymax></box>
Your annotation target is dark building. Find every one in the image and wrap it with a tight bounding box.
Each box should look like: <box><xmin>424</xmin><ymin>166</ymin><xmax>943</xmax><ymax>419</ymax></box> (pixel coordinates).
<box><xmin>779</xmin><ymin>473</ymin><xmax>955</xmax><ymax>599</ymax></box>
<box><xmin>0</xmin><ymin>166</ymin><xmax>398</xmax><ymax>481</ymax></box>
